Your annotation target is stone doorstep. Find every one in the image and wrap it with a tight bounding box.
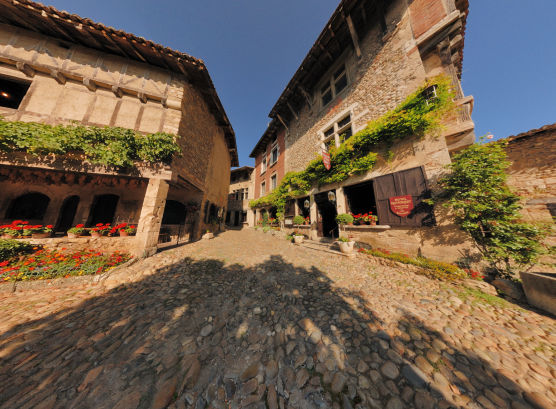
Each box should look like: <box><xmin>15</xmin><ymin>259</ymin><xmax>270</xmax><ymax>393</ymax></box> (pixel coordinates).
<box><xmin>0</xmin><ymin>257</ymin><xmax>138</xmax><ymax>294</ymax></box>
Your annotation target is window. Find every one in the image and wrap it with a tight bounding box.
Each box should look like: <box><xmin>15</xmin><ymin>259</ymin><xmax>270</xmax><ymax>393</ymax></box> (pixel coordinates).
<box><xmin>0</xmin><ymin>77</ymin><xmax>31</xmax><ymax>109</ymax></box>
<box><xmin>320</xmin><ymin>64</ymin><xmax>348</xmax><ymax>107</ymax></box>
<box><xmin>261</xmin><ymin>156</ymin><xmax>267</xmax><ymax>174</ymax></box>
<box><xmin>261</xmin><ymin>181</ymin><xmax>266</xmax><ymax>195</ymax></box>
<box><xmin>162</xmin><ymin>200</ymin><xmax>187</xmax><ymax>225</ymax></box>
<box><xmin>270</xmin><ymin>145</ymin><xmax>279</xmax><ymax>165</ymax></box>
<box><xmin>271</xmin><ymin>174</ymin><xmax>277</xmax><ymax>191</ymax></box>
<box><xmin>321</xmin><ymin>114</ymin><xmax>353</xmax><ymax>151</ymax></box>
<box><xmin>424</xmin><ymin>85</ymin><xmax>438</xmax><ymax>106</ymax></box>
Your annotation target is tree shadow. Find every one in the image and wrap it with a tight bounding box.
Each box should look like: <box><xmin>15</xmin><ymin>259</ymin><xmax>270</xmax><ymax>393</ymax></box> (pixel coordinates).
<box><xmin>0</xmin><ymin>255</ymin><xmax>551</xmax><ymax>409</ymax></box>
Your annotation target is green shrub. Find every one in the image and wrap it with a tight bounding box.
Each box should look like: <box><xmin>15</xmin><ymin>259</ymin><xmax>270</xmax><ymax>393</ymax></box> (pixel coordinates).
<box><xmin>292</xmin><ymin>215</ymin><xmax>305</xmax><ymax>225</ymax></box>
<box><xmin>336</xmin><ymin>213</ymin><xmax>354</xmax><ymax>225</ymax></box>
<box><xmin>0</xmin><ymin>239</ymin><xmax>35</xmax><ymax>261</ymax></box>
<box><xmin>262</xmin><ymin>213</ymin><xmax>269</xmax><ymax>227</ymax></box>
<box><xmin>262</xmin><ymin>226</ymin><xmax>270</xmax><ymax>233</ymax></box>
<box><xmin>437</xmin><ymin>138</ymin><xmax>550</xmax><ymax>277</ymax></box>
<box><xmin>337</xmin><ymin>236</ymin><xmax>352</xmax><ymax>242</ymax></box>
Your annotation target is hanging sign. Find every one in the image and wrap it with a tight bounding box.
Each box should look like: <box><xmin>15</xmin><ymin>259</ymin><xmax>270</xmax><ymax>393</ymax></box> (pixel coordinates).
<box><xmin>389</xmin><ymin>195</ymin><xmax>414</xmax><ymax>217</ymax></box>
<box><xmin>322</xmin><ymin>151</ymin><xmax>331</xmax><ymax>170</ymax></box>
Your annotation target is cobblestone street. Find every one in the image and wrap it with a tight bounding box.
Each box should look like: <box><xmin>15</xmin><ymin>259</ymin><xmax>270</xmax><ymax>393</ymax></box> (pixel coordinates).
<box><xmin>1</xmin><ymin>229</ymin><xmax>554</xmax><ymax>409</ymax></box>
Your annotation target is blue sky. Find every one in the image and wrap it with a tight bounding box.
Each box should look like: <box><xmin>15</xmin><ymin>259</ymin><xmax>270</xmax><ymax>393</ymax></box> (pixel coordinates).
<box><xmin>43</xmin><ymin>0</ymin><xmax>556</xmax><ymax>166</ymax></box>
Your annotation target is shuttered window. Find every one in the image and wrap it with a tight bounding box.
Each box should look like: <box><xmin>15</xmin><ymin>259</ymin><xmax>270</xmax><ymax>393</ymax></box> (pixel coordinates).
<box><xmin>372</xmin><ymin>166</ymin><xmax>434</xmax><ymax>227</ymax></box>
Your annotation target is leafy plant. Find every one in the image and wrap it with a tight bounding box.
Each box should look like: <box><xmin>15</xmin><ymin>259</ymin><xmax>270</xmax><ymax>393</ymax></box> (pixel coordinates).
<box><xmin>335</xmin><ymin>213</ymin><xmax>354</xmax><ymax>225</ymax></box>
<box><xmin>436</xmin><ymin>138</ymin><xmax>550</xmax><ymax>277</ymax></box>
<box><xmin>337</xmin><ymin>236</ymin><xmax>352</xmax><ymax>243</ymax></box>
<box><xmin>0</xmin><ymin>239</ymin><xmax>35</xmax><ymax>261</ymax></box>
<box><xmin>67</xmin><ymin>224</ymin><xmax>86</xmax><ymax>235</ymax></box>
<box><xmin>0</xmin><ymin>117</ymin><xmax>181</xmax><ymax>168</ymax></box>
<box><xmin>262</xmin><ymin>226</ymin><xmax>270</xmax><ymax>233</ymax></box>
<box><xmin>262</xmin><ymin>212</ymin><xmax>269</xmax><ymax>227</ymax></box>
<box><xmin>250</xmin><ymin>75</ymin><xmax>455</xmax><ymax>219</ymax></box>
<box><xmin>292</xmin><ymin>215</ymin><xmax>305</xmax><ymax>225</ymax></box>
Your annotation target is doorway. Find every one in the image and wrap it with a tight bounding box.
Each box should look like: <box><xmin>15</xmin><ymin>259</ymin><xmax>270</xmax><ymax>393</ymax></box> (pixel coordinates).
<box><xmin>234</xmin><ymin>211</ymin><xmax>240</xmax><ymax>226</ymax></box>
<box><xmin>315</xmin><ymin>191</ymin><xmax>338</xmax><ymax>238</ymax></box>
<box><xmin>88</xmin><ymin>194</ymin><xmax>119</xmax><ymax>226</ymax></box>
<box><xmin>56</xmin><ymin>196</ymin><xmax>80</xmax><ymax>233</ymax></box>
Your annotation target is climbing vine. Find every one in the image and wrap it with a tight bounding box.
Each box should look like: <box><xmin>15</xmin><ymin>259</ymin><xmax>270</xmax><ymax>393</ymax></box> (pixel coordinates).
<box><xmin>250</xmin><ymin>75</ymin><xmax>456</xmax><ymax>220</ymax></box>
<box><xmin>0</xmin><ymin>117</ymin><xmax>181</xmax><ymax>168</ymax></box>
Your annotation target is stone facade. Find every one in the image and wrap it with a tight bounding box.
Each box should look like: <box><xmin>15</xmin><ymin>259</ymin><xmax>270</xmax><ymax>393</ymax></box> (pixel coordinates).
<box><xmin>0</xmin><ymin>1</ymin><xmax>237</xmax><ymax>257</ymax></box>
<box><xmin>250</xmin><ymin>0</ymin><xmax>475</xmax><ymax>262</ymax></box>
<box><xmin>226</xmin><ymin>166</ymin><xmax>255</xmax><ymax>227</ymax></box>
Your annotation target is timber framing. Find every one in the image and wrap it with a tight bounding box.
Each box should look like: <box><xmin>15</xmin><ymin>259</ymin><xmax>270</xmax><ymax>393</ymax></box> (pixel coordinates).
<box><xmin>0</xmin><ymin>0</ymin><xmax>238</xmax><ymax>166</ymax></box>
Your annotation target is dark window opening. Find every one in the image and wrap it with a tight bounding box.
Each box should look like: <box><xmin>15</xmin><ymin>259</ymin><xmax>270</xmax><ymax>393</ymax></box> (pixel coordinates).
<box><xmin>241</xmin><ymin>211</ymin><xmax>247</xmax><ymax>223</ymax></box>
<box><xmin>334</xmin><ymin>66</ymin><xmax>348</xmax><ymax>94</ymax></box>
<box><xmin>547</xmin><ymin>203</ymin><xmax>556</xmax><ymax>220</ymax></box>
<box><xmin>321</xmin><ymin>84</ymin><xmax>332</xmax><ymax>106</ymax></box>
<box><xmin>6</xmin><ymin>192</ymin><xmax>50</xmax><ymax>220</ymax></box>
<box><xmin>271</xmin><ymin>146</ymin><xmax>278</xmax><ymax>164</ymax></box>
<box><xmin>0</xmin><ymin>77</ymin><xmax>31</xmax><ymax>109</ymax></box>
<box><xmin>315</xmin><ymin>191</ymin><xmax>338</xmax><ymax>238</ymax></box>
<box><xmin>345</xmin><ymin>181</ymin><xmax>377</xmax><ymax>216</ymax></box>
<box><xmin>296</xmin><ymin>197</ymin><xmax>310</xmax><ymax>218</ymax></box>
<box><xmin>424</xmin><ymin>85</ymin><xmax>438</xmax><ymax>105</ymax></box>
<box><xmin>208</xmin><ymin>203</ymin><xmax>218</xmax><ymax>223</ymax></box>
<box><xmin>56</xmin><ymin>195</ymin><xmax>80</xmax><ymax>233</ymax></box>
<box><xmin>162</xmin><ymin>200</ymin><xmax>187</xmax><ymax>225</ymax></box>
<box><xmin>88</xmin><ymin>194</ymin><xmax>119</xmax><ymax>226</ymax></box>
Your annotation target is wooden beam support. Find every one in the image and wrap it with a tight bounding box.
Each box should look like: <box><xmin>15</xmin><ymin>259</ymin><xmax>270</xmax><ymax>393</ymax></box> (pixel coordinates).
<box><xmin>377</xmin><ymin>0</ymin><xmax>388</xmax><ymax>34</ymax></box>
<box><xmin>83</xmin><ymin>77</ymin><xmax>96</xmax><ymax>91</ymax></box>
<box><xmin>50</xmin><ymin>69</ymin><xmax>66</xmax><ymax>84</ymax></box>
<box><xmin>286</xmin><ymin>102</ymin><xmax>299</xmax><ymax>121</ymax></box>
<box><xmin>318</xmin><ymin>43</ymin><xmax>334</xmax><ymax>62</ymax></box>
<box><xmin>299</xmin><ymin>86</ymin><xmax>313</xmax><ymax>108</ymax></box>
<box><xmin>15</xmin><ymin>61</ymin><xmax>35</xmax><ymax>77</ymax></box>
<box><xmin>346</xmin><ymin>14</ymin><xmax>362</xmax><ymax>58</ymax></box>
<box><xmin>111</xmin><ymin>85</ymin><xmax>123</xmax><ymax>98</ymax></box>
<box><xmin>275</xmin><ymin>113</ymin><xmax>289</xmax><ymax>131</ymax></box>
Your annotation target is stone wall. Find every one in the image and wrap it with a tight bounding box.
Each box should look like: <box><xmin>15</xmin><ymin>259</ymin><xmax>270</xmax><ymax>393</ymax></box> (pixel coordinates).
<box><xmin>505</xmin><ymin>129</ymin><xmax>556</xmax><ymax>224</ymax></box>
<box><xmin>25</xmin><ymin>236</ymin><xmax>137</xmax><ymax>255</ymax></box>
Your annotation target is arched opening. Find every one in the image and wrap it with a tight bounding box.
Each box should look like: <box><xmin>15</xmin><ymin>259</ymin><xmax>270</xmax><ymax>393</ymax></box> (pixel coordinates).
<box><xmin>162</xmin><ymin>200</ymin><xmax>187</xmax><ymax>225</ymax></box>
<box><xmin>6</xmin><ymin>192</ymin><xmax>50</xmax><ymax>220</ymax></box>
<box><xmin>88</xmin><ymin>194</ymin><xmax>119</xmax><ymax>226</ymax></box>
<box><xmin>56</xmin><ymin>196</ymin><xmax>80</xmax><ymax>233</ymax></box>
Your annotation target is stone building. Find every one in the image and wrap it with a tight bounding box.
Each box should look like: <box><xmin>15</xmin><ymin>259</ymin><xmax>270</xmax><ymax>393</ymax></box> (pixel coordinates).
<box><xmin>0</xmin><ymin>0</ymin><xmax>238</xmax><ymax>256</ymax></box>
<box><xmin>226</xmin><ymin>166</ymin><xmax>254</xmax><ymax>228</ymax></box>
<box><xmin>504</xmin><ymin>123</ymin><xmax>555</xmax><ymax>230</ymax></box>
<box><xmin>250</xmin><ymin>0</ymin><xmax>475</xmax><ymax>262</ymax></box>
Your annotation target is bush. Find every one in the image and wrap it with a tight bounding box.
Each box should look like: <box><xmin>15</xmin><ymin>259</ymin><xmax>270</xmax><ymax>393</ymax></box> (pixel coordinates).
<box><xmin>0</xmin><ymin>239</ymin><xmax>35</xmax><ymax>261</ymax></box>
<box><xmin>437</xmin><ymin>138</ymin><xmax>550</xmax><ymax>277</ymax></box>
<box><xmin>292</xmin><ymin>215</ymin><xmax>305</xmax><ymax>225</ymax></box>
<box><xmin>336</xmin><ymin>213</ymin><xmax>354</xmax><ymax>225</ymax></box>
<box><xmin>262</xmin><ymin>213</ymin><xmax>269</xmax><ymax>227</ymax></box>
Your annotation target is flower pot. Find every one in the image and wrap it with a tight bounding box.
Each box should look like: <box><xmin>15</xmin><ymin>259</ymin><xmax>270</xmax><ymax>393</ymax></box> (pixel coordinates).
<box><xmin>293</xmin><ymin>235</ymin><xmax>304</xmax><ymax>244</ymax></box>
<box><xmin>370</xmin><ymin>221</ymin><xmax>377</xmax><ymax>226</ymax></box>
<box><xmin>32</xmin><ymin>233</ymin><xmax>51</xmax><ymax>239</ymax></box>
<box><xmin>338</xmin><ymin>241</ymin><xmax>355</xmax><ymax>254</ymax></box>
<box><xmin>1</xmin><ymin>234</ymin><xmax>17</xmax><ymax>239</ymax></box>
<box><xmin>119</xmin><ymin>231</ymin><xmax>129</xmax><ymax>237</ymax></box>
<box><xmin>67</xmin><ymin>232</ymin><xmax>81</xmax><ymax>239</ymax></box>
<box><xmin>91</xmin><ymin>232</ymin><xmax>102</xmax><ymax>238</ymax></box>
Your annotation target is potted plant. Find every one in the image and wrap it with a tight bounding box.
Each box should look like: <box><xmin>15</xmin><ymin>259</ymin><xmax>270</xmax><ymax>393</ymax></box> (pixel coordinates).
<box><xmin>67</xmin><ymin>224</ymin><xmax>86</xmax><ymax>238</ymax></box>
<box><xmin>369</xmin><ymin>214</ymin><xmax>378</xmax><ymax>226</ymax></box>
<box><xmin>31</xmin><ymin>225</ymin><xmax>53</xmax><ymax>239</ymax></box>
<box><xmin>1</xmin><ymin>223</ymin><xmax>21</xmax><ymax>239</ymax></box>
<box><xmin>292</xmin><ymin>215</ymin><xmax>305</xmax><ymax>226</ymax></box>
<box><xmin>337</xmin><ymin>236</ymin><xmax>356</xmax><ymax>254</ymax></box>
<box><xmin>202</xmin><ymin>229</ymin><xmax>214</xmax><ymax>240</ymax></box>
<box><xmin>91</xmin><ymin>223</ymin><xmax>111</xmax><ymax>238</ymax></box>
<box><xmin>292</xmin><ymin>231</ymin><xmax>304</xmax><ymax>244</ymax></box>
<box><xmin>118</xmin><ymin>223</ymin><xmax>137</xmax><ymax>237</ymax></box>
<box><xmin>304</xmin><ymin>216</ymin><xmax>310</xmax><ymax>225</ymax></box>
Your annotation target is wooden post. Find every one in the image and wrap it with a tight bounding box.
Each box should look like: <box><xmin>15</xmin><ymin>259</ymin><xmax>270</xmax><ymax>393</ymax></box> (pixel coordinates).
<box><xmin>346</xmin><ymin>14</ymin><xmax>362</xmax><ymax>58</ymax></box>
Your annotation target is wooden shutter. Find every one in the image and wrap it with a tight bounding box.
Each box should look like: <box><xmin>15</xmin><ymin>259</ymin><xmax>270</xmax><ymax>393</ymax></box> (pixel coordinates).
<box><xmin>373</xmin><ymin>166</ymin><xmax>434</xmax><ymax>227</ymax></box>
<box><xmin>285</xmin><ymin>200</ymin><xmax>295</xmax><ymax>217</ymax></box>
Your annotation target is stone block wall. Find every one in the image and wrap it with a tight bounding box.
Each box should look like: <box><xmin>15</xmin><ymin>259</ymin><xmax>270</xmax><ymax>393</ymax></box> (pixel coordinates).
<box><xmin>25</xmin><ymin>236</ymin><xmax>137</xmax><ymax>256</ymax></box>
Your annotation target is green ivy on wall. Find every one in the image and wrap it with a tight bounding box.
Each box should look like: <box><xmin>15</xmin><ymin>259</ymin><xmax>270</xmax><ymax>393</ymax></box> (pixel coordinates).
<box><xmin>250</xmin><ymin>75</ymin><xmax>456</xmax><ymax>220</ymax></box>
<box><xmin>0</xmin><ymin>117</ymin><xmax>181</xmax><ymax>168</ymax></box>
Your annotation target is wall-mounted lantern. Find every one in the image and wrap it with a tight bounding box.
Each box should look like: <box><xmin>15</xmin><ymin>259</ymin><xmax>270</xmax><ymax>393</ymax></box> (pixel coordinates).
<box><xmin>328</xmin><ymin>191</ymin><xmax>336</xmax><ymax>203</ymax></box>
<box><xmin>304</xmin><ymin>199</ymin><xmax>310</xmax><ymax>209</ymax></box>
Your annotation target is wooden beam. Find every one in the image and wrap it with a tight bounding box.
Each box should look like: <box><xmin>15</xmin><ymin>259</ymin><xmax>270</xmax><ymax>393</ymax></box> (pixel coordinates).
<box><xmin>346</xmin><ymin>14</ymin><xmax>362</xmax><ymax>58</ymax></box>
<box><xmin>50</xmin><ymin>69</ymin><xmax>66</xmax><ymax>84</ymax></box>
<box><xmin>299</xmin><ymin>86</ymin><xmax>313</xmax><ymax>108</ymax></box>
<box><xmin>15</xmin><ymin>61</ymin><xmax>35</xmax><ymax>77</ymax></box>
<box><xmin>276</xmin><ymin>113</ymin><xmax>289</xmax><ymax>131</ymax></box>
<box><xmin>286</xmin><ymin>102</ymin><xmax>299</xmax><ymax>121</ymax></box>
<box><xmin>318</xmin><ymin>43</ymin><xmax>334</xmax><ymax>62</ymax></box>
<box><xmin>83</xmin><ymin>77</ymin><xmax>96</xmax><ymax>91</ymax></box>
<box><xmin>376</xmin><ymin>0</ymin><xmax>388</xmax><ymax>34</ymax></box>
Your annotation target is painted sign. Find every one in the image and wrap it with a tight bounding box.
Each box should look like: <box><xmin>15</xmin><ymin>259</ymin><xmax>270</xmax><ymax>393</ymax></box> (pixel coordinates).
<box><xmin>389</xmin><ymin>195</ymin><xmax>414</xmax><ymax>217</ymax></box>
<box><xmin>322</xmin><ymin>151</ymin><xmax>331</xmax><ymax>170</ymax></box>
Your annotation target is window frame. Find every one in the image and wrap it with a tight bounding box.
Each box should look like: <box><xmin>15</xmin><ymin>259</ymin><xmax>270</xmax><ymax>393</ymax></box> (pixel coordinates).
<box><xmin>270</xmin><ymin>173</ymin><xmax>277</xmax><ymax>191</ymax></box>
<box><xmin>0</xmin><ymin>75</ymin><xmax>31</xmax><ymax>110</ymax></box>
<box><xmin>319</xmin><ymin>63</ymin><xmax>349</xmax><ymax>109</ymax></box>
<box><xmin>261</xmin><ymin>155</ymin><xmax>267</xmax><ymax>175</ymax></box>
<box><xmin>261</xmin><ymin>181</ymin><xmax>266</xmax><ymax>195</ymax></box>
<box><xmin>319</xmin><ymin>111</ymin><xmax>354</xmax><ymax>152</ymax></box>
<box><xmin>270</xmin><ymin>145</ymin><xmax>279</xmax><ymax>166</ymax></box>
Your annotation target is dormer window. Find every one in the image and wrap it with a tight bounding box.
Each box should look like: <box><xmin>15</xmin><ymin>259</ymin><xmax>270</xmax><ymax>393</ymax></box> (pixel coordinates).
<box><xmin>320</xmin><ymin>64</ymin><xmax>348</xmax><ymax>108</ymax></box>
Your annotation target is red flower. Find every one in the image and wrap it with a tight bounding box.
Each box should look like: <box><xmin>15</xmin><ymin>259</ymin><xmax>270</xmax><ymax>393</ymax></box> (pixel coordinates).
<box><xmin>96</xmin><ymin>223</ymin><xmax>104</xmax><ymax>227</ymax></box>
<box><xmin>75</xmin><ymin>224</ymin><xmax>85</xmax><ymax>228</ymax></box>
<box><xmin>46</xmin><ymin>225</ymin><xmax>53</xmax><ymax>229</ymax></box>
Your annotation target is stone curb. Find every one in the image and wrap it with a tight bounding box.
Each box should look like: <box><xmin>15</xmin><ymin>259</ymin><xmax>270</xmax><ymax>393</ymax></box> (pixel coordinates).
<box><xmin>0</xmin><ymin>257</ymin><xmax>139</xmax><ymax>294</ymax></box>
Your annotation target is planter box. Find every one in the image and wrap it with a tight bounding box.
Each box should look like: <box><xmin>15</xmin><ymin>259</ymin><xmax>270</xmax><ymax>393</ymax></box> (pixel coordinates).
<box><xmin>202</xmin><ymin>232</ymin><xmax>214</xmax><ymax>240</ymax></box>
<box><xmin>32</xmin><ymin>233</ymin><xmax>51</xmax><ymax>239</ymax></box>
<box><xmin>520</xmin><ymin>271</ymin><xmax>556</xmax><ymax>316</ymax></box>
<box><xmin>293</xmin><ymin>235</ymin><xmax>304</xmax><ymax>244</ymax></box>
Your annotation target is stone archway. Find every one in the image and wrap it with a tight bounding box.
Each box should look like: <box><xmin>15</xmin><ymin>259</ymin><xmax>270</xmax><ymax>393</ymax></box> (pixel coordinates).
<box><xmin>6</xmin><ymin>192</ymin><xmax>50</xmax><ymax>221</ymax></box>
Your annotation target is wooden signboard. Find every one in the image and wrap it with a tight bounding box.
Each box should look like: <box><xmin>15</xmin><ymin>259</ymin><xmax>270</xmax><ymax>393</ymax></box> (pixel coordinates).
<box><xmin>322</xmin><ymin>151</ymin><xmax>331</xmax><ymax>170</ymax></box>
<box><xmin>389</xmin><ymin>195</ymin><xmax>414</xmax><ymax>217</ymax></box>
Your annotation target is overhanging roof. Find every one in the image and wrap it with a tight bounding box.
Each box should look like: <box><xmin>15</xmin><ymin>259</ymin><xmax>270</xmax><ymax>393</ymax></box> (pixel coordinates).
<box><xmin>0</xmin><ymin>0</ymin><xmax>238</xmax><ymax>166</ymax></box>
<box><xmin>507</xmin><ymin>123</ymin><xmax>556</xmax><ymax>143</ymax></box>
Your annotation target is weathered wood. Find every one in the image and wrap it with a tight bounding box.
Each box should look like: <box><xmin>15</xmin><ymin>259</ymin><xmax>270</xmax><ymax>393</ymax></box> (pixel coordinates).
<box><xmin>15</xmin><ymin>61</ymin><xmax>35</xmax><ymax>77</ymax></box>
<box><xmin>50</xmin><ymin>69</ymin><xmax>66</xmax><ymax>84</ymax></box>
<box><xmin>286</xmin><ymin>102</ymin><xmax>299</xmax><ymax>121</ymax></box>
<box><xmin>346</xmin><ymin>14</ymin><xmax>362</xmax><ymax>58</ymax></box>
<box><xmin>276</xmin><ymin>113</ymin><xmax>289</xmax><ymax>131</ymax></box>
<box><xmin>83</xmin><ymin>77</ymin><xmax>96</xmax><ymax>91</ymax></box>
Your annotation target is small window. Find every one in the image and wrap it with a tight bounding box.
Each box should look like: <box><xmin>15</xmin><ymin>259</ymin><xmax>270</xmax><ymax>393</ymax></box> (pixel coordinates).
<box><xmin>0</xmin><ymin>77</ymin><xmax>31</xmax><ymax>109</ymax></box>
<box><xmin>270</xmin><ymin>146</ymin><xmax>279</xmax><ymax>165</ymax></box>
<box><xmin>271</xmin><ymin>174</ymin><xmax>277</xmax><ymax>191</ymax></box>
<box><xmin>321</xmin><ymin>113</ymin><xmax>353</xmax><ymax>149</ymax></box>
<box><xmin>321</xmin><ymin>83</ymin><xmax>333</xmax><ymax>107</ymax></box>
<box><xmin>261</xmin><ymin>156</ymin><xmax>267</xmax><ymax>174</ymax></box>
<box><xmin>334</xmin><ymin>66</ymin><xmax>348</xmax><ymax>94</ymax></box>
<box><xmin>424</xmin><ymin>85</ymin><xmax>438</xmax><ymax>105</ymax></box>
<box><xmin>261</xmin><ymin>182</ymin><xmax>266</xmax><ymax>195</ymax></box>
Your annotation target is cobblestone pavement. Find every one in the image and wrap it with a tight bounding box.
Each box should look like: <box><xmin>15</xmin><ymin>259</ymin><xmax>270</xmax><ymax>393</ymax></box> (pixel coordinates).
<box><xmin>1</xmin><ymin>229</ymin><xmax>554</xmax><ymax>409</ymax></box>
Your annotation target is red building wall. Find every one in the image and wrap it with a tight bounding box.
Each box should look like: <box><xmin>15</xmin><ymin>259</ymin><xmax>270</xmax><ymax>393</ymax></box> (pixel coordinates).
<box><xmin>254</xmin><ymin>128</ymin><xmax>286</xmax><ymax>199</ymax></box>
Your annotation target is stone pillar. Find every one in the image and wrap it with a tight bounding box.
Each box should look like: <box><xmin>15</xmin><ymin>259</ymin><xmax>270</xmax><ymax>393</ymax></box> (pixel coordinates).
<box><xmin>135</xmin><ymin>178</ymin><xmax>169</xmax><ymax>257</ymax></box>
<box><xmin>293</xmin><ymin>199</ymin><xmax>300</xmax><ymax>216</ymax></box>
<box><xmin>335</xmin><ymin>188</ymin><xmax>347</xmax><ymax>214</ymax></box>
<box><xmin>309</xmin><ymin>195</ymin><xmax>318</xmax><ymax>240</ymax></box>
